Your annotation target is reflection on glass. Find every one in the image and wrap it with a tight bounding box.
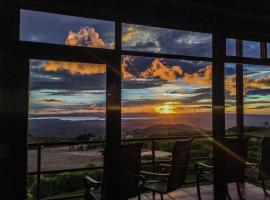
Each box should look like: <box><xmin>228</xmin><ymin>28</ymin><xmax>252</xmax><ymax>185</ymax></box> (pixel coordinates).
<box><xmin>121</xmin><ymin>55</ymin><xmax>212</xmax><ymax>140</ymax></box>
<box><xmin>243</xmin><ymin>40</ymin><xmax>260</xmax><ymax>58</ymax></box>
<box><xmin>122</xmin><ymin>24</ymin><xmax>212</xmax><ymax>57</ymax></box>
<box><xmin>243</xmin><ymin>64</ymin><xmax>270</xmax><ymax>136</ymax></box>
<box><xmin>225</xmin><ymin>63</ymin><xmax>236</xmax><ymax>132</ymax></box>
<box><xmin>20</xmin><ymin>10</ymin><xmax>115</xmax><ymax>49</ymax></box>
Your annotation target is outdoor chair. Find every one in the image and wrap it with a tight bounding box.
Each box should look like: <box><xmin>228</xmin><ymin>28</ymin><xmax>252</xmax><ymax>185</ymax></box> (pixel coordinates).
<box><xmin>140</xmin><ymin>138</ymin><xmax>193</xmax><ymax>200</ymax></box>
<box><xmin>196</xmin><ymin>137</ymin><xmax>250</xmax><ymax>200</ymax></box>
<box><xmin>84</xmin><ymin>142</ymin><xmax>144</xmax><ymax>200</ymax></box>
<box><xmin>246</xmin><ymin>137</ymin><xmax>270</xmax><ymax>196</ymax></box>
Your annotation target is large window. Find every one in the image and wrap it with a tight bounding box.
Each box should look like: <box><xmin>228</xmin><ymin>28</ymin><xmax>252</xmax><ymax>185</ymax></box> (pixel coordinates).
<box><xmin>21</xmin><ymin>10</ymin><xmax>217</xmax><ymax>199</ymax></box>
<box><xmin>20</xmin><ymin>10</ymin><xmax>115</xmax><ymax>49</ymax></box>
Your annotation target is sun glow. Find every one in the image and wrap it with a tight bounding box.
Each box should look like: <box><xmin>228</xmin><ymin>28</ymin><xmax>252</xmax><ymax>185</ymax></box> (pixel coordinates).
<box><xmin>154</xmin><ymin>102</ymin><xmax>182</xmax><ymax>114</ymax></box>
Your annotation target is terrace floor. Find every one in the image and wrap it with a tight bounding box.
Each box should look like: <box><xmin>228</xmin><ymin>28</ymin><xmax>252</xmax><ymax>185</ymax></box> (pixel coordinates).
<box><xmin>130</xmin><ymin>183</ymin><xmax>270</xmax><ymax>200</ymax></box>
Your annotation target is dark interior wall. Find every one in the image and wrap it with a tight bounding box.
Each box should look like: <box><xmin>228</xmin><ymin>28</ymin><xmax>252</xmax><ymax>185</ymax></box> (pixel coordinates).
<box><xmin>0</xmin><ymin>2</ymin><xmax>28</xmax><ymax>199</ymax></box>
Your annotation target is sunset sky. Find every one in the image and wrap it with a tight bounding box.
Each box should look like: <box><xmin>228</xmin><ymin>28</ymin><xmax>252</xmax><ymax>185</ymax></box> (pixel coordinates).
<box><xmin>21</xmin><ymin>10</ymin><xmax>270</xmax><ymax>128</ymax></box>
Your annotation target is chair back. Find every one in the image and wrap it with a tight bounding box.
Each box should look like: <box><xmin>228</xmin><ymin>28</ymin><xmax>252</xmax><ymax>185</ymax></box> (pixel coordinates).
<box><xmin>223</xmin><ymin>137</ymin><xmax>249</xmax><ymax>183</ymax></box>
<box><xmin>259</xmin><ymin>137</ymin><xmax>270</xmax><ymax>179</ymax></box>
<box><xmin>167</xmin><ymin>138</ymin><xmax>193</xmax><ymax>192</ymax></box>
<box><xmin>121</xmin><ymin>142</ymin><xmax>143</xmax><ymax>200</ymax></box>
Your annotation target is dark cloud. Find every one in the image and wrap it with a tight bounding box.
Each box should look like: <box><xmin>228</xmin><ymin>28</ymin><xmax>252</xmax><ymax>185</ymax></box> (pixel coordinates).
<box><xmin>133</xmin><ymin>41</ymin><xmax>159</xmax><ymax>50</ymax></box>
<box><xmin>193</xmin><ymin>88</ymin><xmax>211</xmax><ymax>93</ymax></box>
<box><xmin>122</xmin><ymin>99</ymin><xmax>170</xmax><ymax>107</ymax></box>
<box><xmin>247</xmin><ymin>89</ymin><xmax>270</xmax><ymax>95</ymax></box>
<box><xmin>122</xmin><ymin>24</ymin><xmax>212</xmax><ymax>57</ymax></box>
<box><xmin>43</xmin><ymin>90</ymin><xmax>105</xmax><ymax>96</ymax></box>
<box><xmin>30</xmin><ymin>68</ymin><xmax>106</xmax><ymax>91</ymax></box>
<box><xmin>122</xmin><ymin>79</ymin><xmax>166</xmax><ymax>89</ymax></box>
<box><xmin>181</xmin><ymin>92</ymin><xmax>211</xmax><ymax>104</ymax></box>
<box><xmin>42</xmin><ymin>99</ymin><xmax>63</xmax><ymax>103</ymax></box>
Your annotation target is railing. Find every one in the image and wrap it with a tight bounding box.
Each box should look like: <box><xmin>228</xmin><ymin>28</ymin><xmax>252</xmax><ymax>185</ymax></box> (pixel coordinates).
<box><xmin>27</xmin><ymin>134</ymin><xmax>263</xmax><ymax>200</ymax></box>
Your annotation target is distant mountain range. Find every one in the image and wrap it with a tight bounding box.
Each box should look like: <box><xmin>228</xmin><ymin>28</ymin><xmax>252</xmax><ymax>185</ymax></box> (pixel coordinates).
<box><xmin>124</xmin><ymin>124</ymin><xmax>209</xmax><ymax>138</ymax></box>
<box><xmin>28</xmin><ymin>113</ymin><xmax>270</xmax><ymax>139</ymax></box>
<box><xmin>28</xmin><ymin>119</ymin><xmax>105</xmax><ymax>137</ymax></box>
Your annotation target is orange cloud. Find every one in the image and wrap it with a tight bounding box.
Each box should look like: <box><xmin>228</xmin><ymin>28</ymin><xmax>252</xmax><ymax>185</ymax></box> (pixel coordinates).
<box><xmin>140</xmin><ymin>58</ymin><xmax>183</xmax><ymax>81</ymax></box>
<box><xmin>244</xmin><ymin>75</ymin><xmax>270</xmax><ymax>89</ymax></box>
<box><xmin>122</xmin><ymin>25</ymin><xmax>141</xmax><ymax>42</ymax></box>
<box><xmin>44</xmin><ymin>61</ymin><xmax>106</xmax><ymax>75</ymax></box>
<box><xmin>122</xmin><ymin>55</ymin><xmax>135</xmax><ymax>79</ymax></box>
<box><xmin>65</xmin><ymin>26</ymin><xmax>105</xmax><ymax>48</ymax></box>
<box><xmin>226</xmin><ymin>74</ymin><xmax>270</xmax><ymax>97</ymax></box>
<box><xmin>183</xmin><ymin>64</ymin><xmax>212</xmax><ymax>86</ymax></box>
<box><xmin>225</xmin><ymin>76</ymin><xmax>236</xmax><ymax>96</ymax></box>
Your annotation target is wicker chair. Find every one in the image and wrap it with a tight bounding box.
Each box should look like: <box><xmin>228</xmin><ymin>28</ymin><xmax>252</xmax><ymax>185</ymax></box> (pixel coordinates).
<box><xmin>196</xmin><ymin>137</ymin><xmax>250</xmax><ymax>200</ymax></box>
<box><xmin>84</xmin><ymin>142</ymin><xmax>144</xmax><ymax>200</ymax></box>
<box><xmin>140</xmin><ymin>138</ymin><xmax>193</xmax><ymax>200</ymax></box>
<box><xmin>246</xmin><ymin>137</ymin><xmax>270</xmax><ymax>196</ymax></box>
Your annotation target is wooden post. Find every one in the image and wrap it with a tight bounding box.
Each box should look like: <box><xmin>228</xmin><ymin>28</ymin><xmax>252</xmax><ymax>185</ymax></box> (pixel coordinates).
<box><xmin>102</xmin><ymin>21</ymin><xmax>122</xmax><ymax>200</ymax></box>
<box><xmin>236</xmin><ymin>40</ymin><xmax>244</xmax><ymax>138</ymax></box>
<box><xmin>212</xmin><ymin>34</ymin><xmax>226</xmax><ymax>200</ymax></box>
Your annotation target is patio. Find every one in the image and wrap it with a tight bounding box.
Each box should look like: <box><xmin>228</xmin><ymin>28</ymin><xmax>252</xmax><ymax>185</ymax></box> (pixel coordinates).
<box><xmin>131</xmin><ymin>183</ymin><xmax>270</xmax><ymax>200</ymax></box>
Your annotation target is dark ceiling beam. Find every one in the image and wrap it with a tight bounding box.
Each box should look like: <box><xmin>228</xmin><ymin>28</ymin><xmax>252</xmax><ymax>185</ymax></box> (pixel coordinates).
<box><xmin>3</xmin><ymin>0</ymin><xmax>270</xmax><ymax>42</ymax></box>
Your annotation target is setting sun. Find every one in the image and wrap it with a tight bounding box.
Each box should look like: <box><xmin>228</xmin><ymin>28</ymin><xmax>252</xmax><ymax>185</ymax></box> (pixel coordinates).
<box><xmin>154</xmin><ymin>102</ymin><xmax>182</xmax><ymax>114</ymax></box>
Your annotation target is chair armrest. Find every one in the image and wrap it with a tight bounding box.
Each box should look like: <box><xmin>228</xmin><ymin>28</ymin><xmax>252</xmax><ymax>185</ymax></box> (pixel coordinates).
<box><xmin>246</xmin><ymin>162</ymin><xmax>259</xmax><ymax>170</ymax></box>
<box><xmin>140</xmin><ymin>170</ymin><xmax>170</xmax><ymax>177</ymax></box>
<box><xmin>195</xmin><ymin>162</ymin><xmax>213</xmax><ymax>176</ymax></box>
<box><xmin>84</xmin><ymin>176</ymin><xmax>102</xmax><ymax>191</ymax></box>
<box><xmin>159</xmin><ymin>164</ymin><xmax>172</xmax><ymax>168</ymax></box>
<box><xmin>196</xmin><ymin>162</ymin><xmax>213</xmax><ymax>169</ymax></box>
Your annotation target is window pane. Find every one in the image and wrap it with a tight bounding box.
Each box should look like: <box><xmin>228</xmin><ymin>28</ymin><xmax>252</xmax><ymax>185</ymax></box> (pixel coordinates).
<box><xmin>226</xmin><ymin>39</ymin><xmax>236</xmax><ymax>56</ymax></box>
<box><xmin>20</xmin><ymin>10</ymin><xmax>115</xmax><ymax>49</ymax></box>
<box><xmin>243</xmin><ymin>64</ymin><xmax>270</xmax><ymax>136</ymax></box>
<box><xmin>121</xmin><ymin>56</ymin><xmax>212</xmax><ymax>172</ymax></box>
<box><xmin>267</xmin><ymin>43</ymin><xmax>270</xmax><ymax>58</ymax></box>
<box><xmin>243</xmin><ymin>40</ymin><xmax>260</xmax><ymax>58</ymax></box>
<box><xmin>122</xmin><ymin>24</ymin><xmax>212</xmax><ymax>57</ymax></box>
<box><xmin>121</xmin><ymin>56</ymin><xmax>212</xmax><ymax>138</ymax></box>
<box><xmin>225</xmin><ymin>63</ymin><xmax>236</xmax><ymax>133</ymax></box>
<box><xmin>28</xmin><ymin>59</ymin><xmax>106</xmax><ymax>172</ymax></box>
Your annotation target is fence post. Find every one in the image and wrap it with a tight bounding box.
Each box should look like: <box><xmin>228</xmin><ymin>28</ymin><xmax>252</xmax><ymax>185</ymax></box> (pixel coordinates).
<box><xmin>151</xmin><ymin>139</ymin><xmax>156</xmax><ymax>172</ymax></box>
<box><xmin>37</xmin><ymin>145</ymin><xmax>42</xmax><ymax>200</ymax></box>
